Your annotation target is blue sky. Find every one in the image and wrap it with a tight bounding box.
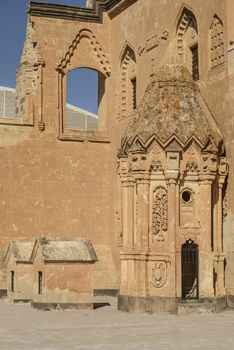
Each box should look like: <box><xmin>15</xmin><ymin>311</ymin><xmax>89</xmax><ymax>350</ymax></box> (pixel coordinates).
<box><xmin>0</xmin><ymin>0</ymin><xmax>98</xmax><ymax>114</ymax></box>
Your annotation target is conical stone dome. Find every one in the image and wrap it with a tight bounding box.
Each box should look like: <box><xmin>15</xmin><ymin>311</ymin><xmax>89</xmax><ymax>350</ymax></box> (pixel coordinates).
<box><xmin>121</xmin><ymin>45</ymin><xmax>223</xmax><ymax>153</ymax></box>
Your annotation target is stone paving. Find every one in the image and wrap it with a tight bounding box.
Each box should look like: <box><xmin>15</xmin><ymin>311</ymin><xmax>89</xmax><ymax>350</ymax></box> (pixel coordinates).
<box><xmin>0</xmin><ymin>298</ymin><xmax>234</xmax><ymax>350</ymax></box>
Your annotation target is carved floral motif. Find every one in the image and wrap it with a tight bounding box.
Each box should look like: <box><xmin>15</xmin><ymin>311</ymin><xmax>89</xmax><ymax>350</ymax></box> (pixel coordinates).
<box><xmin>210</xmin><ymin>16</ymin><xmax>225</xmax><ymax>68</ymax></box>
<box><xmin>223</xmin><ymin>190</ymin><xmax>228</xmax><ymax>219</ymax></box>
<box><xmin>152</xmin><ymin>186</ymin><xmax>168</xmax><ymax>241</ymax></box>
<box><xmin>186</xmin><ymin>160</ymin><xmax>198</xmax><ymax>172</ymax></box>
<box><xmin>151</xmin><ymin>261</ymin><xmax>168</xmax><ymax>288</ymax></box>
<box><xmin>150</xmin><ymin>160</ymin><xmax>163</xmax><ymax>172</ymax></box>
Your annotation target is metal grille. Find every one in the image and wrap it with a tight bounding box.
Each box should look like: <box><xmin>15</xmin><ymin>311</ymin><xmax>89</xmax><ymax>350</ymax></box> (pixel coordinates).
<box><xmin>181</xmin><ymin>241</ymin><xmax>199</xmax><ymax>299</ymax></box>
<box><xmin>191</xmin><ymin>45</ymin><xmax>199</xmax><ymax>81</ymax></box>
<box><xmin>38</xmin><ymin>271</ymin><xmax>43</xmax><ymax>295</ymax></box>
<box><xmin>131</xmin><ymin>77</ymin><xmax>137</xmax><ymax>110</ymax></box>
<box><xmin>11</xmin><ymin>271</ymin><xmax>15</xmax><ymax>292</ymax></box>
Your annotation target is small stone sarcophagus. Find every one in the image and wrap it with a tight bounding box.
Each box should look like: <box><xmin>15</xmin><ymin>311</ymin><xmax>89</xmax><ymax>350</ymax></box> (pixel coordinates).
<box><xmin>5</xmin><ymin>241</ymin><xmax>34</xmax><ymax>302</ymax></box>
<box><xmin>31</xmin><ymin>237</ymin><xmax>98</xmax><ymax>309</ymax></box>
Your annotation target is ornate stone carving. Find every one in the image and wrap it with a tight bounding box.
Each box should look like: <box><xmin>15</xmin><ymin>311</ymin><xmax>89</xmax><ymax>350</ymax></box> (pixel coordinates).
<box><xmin>150</xmin><ymin>160</ymin><xmax>163</xmax><ymax>173</ymax></box>
<box><xmin>138</xmin><ymin>30</ymin><xmax>169</xmax><ymax>56</ymax></box>
<box><xmin>152</xmin><ymin>186</ymin><xmax>168</xmax><ymax>241</ymax></box>
<box><xmin>210</xmin><ymin>15</ymin><xmax>225</xmax><ymax>68</ymax></box>
<box><xmin>151</xmin><ymin>261</ymin><xmax>168</xmax><ymax>288</ymax></box>
<box><xmin>186</xmin><ymin>159</ymin><xmax>198</xmax><ymax>172</ymax></box>
<box><xmin>202</xmin><ymin>153</ymin><xmax>218</xmax><ymax>174</ymax></box>
<box><xmin>223</xmin><ymin>190</ymin><xmax>228</xmax><ymax>219</ymax></box>
<box><xmin>38</xmin><ymin>121</ymin><xmax>45</xmax><ymax>132</ymax></box>
<box><xmin>58</xmin><ymin>29</ymin><xmax>111</xmax><ymax>76</ymax></box>
<box><xmin>179</xmin><ymin>227</ymin><xmax>200</xmax><ymax>242</ymax></box>
<box><xmin>120</xmin><ymin>44</ymin><xmax>136</xmax><ymax>117</ymax></box>
<box><xmin>176</xmin><ymin>8</ymin><xmax>197</xmax><ymax>58</ymax></box>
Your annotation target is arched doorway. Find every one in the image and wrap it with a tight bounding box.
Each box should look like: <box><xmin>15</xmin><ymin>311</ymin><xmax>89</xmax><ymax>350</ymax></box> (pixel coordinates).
<box><xmin>181</xmin><ymin>240</ymin><xmax>199</xmax><ymax>299</ymax></box>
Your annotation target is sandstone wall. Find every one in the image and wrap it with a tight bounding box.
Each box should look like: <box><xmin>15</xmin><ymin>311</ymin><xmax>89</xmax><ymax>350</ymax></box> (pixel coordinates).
<box><xmin>0</xmin><ymin>0</ymin><xmax>233</xmax><ymax>294</ymax></box>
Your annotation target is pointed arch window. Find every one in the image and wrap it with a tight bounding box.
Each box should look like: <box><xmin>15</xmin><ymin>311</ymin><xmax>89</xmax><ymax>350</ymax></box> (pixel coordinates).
<box><xmin>176</xmin><ymin>8</ymin><xmax>199</xmax><ymax>80</ymax></box>
<box><xmin>120</xmin><ymin>44</ymin><xmax>137</xmax><ymax>118</ymax></box>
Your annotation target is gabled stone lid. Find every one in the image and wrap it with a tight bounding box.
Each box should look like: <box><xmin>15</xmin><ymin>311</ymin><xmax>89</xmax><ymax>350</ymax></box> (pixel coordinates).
<box><xmin>34</xmin><ymin>237</ymin><xmax>98</xmax><ymax>263</ymax></box>
<box><xmin>121</xmin><ymin>43</ymin><xmax>223</xmax><ymax>154</ymax></box>
<box><xmin>5</xmin><ymin>241</ymin><xmax>34</xmax><ymax>263</ymax></box>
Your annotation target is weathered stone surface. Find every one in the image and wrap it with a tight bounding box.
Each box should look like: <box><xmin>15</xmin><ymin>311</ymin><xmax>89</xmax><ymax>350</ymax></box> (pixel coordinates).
<box><xmin>121</xmin><ymin>61</ymin><xmax>222</xmax><ymax>151</ymax></box>
<box><xmin>5</xmin><ymin>241</ymin><xmax>34</xmax><ymax>263</ymax></box>
<box><xmin>0</xmin><ymin>0</ymin><xmax>234</xmax><ymax>315</ymax></box>
<box><xmin>36</xmin><ymin>237</ymin><xmax>98</xmax><ymax>262</ymax></box>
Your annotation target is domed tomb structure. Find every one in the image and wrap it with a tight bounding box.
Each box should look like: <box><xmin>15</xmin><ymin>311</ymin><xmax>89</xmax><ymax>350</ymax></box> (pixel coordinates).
<box><xmin>117</xmin><ymin>54</ymin><xmax>228</xmax><ymax>314</ymax></box>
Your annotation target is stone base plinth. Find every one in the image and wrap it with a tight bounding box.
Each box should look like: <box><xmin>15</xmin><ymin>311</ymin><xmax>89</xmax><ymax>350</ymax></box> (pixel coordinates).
<box><xmin>227</xmin><ymin>295</ymin><xmax>234</xmax><ymax>308</ymax></box>
<box><xmin>13</xmin><ymin>299</ymin><xmax>33</xmax><ymax>304</ymax></box>
<box><xmin>94</xmin><ymin>289</ymin><xmax>119</xmax><ymax>297</ymax></box>
<box><xmin>118</xmin><ymin>295</ymin><xmax>227</xmax><ymax>315</ymax></box>
<box><xmin>118</xmin><ymin>295</ymin><xmax>178</xmax><ymax>314</ymax></box>
<box><xmin>178</xmin><ymin>296</ymin><xmax>227</xmax><ymax>315</ymax></box>
<box><xmin>31</xmin><ymin>302</ymin><xmax>94</xmax><ymax>311</ymax></box>
<box><xmin>0</xmin><ymin>289</ymin><xmax>7</xmax><ymax>299</ymax></box>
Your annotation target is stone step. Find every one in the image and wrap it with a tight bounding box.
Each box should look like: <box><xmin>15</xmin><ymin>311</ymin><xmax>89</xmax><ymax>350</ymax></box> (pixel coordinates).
<box><xmin>178</xmin><ymin>300</ymin><xmax>213</xmax><ymax>315</ymax></box>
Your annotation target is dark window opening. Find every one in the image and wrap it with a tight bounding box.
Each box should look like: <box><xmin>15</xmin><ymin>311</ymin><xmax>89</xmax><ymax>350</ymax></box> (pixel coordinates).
<box><xmin>38</xmin><ymin>271</ymin><xmax>43</xmax><ymax>295</ymax></box>
<box><xmin>11</xmin><ymin>271</ymin><xmax>15</xmax><ymax>292</ymax></box>
<box><xmin>191</xmin><ymin>44</ymin><xmax>199</xmax><ymax>81</ymax></box>
<box><xmin>181</xmin><ymin>240</ymin><xmax>199</xmax><ymax>299</ymax></box>
<box><xmin>131</xmin><ymin>77</ymin><xmax>137</xmax><ymax>110</ymax></box>
<box><xmin>182</xmin><ymin>190</ymin><xmax>193</xmax><ymax>203</ymax></box>
<box><xmin>66</xmin><ymin>68</ymin><xmax>105</xmax><ymax>131</ymax></box>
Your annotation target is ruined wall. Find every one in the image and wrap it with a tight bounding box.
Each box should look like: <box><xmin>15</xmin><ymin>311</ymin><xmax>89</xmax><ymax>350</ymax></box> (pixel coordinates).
<box><xmin>0</xmin><ymin>4</ymin><xmax>118</xmax><ymax>291</ymax></box>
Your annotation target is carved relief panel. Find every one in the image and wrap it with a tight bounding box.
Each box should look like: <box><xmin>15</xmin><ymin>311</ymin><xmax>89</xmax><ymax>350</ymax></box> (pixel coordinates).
<box><xmin>210</xmin><ymin>15</ymin><xmax>225</xmax><ymax>68</ymax></box>
<box><xmin>152</xmin><ymin>186</ymin><xmax>168</xmax><ymax>242</ymax></box>
<box><xmin>150</xmin><ymin>256</ymin><xmax>170</xmax><ymax>289</ymax></box>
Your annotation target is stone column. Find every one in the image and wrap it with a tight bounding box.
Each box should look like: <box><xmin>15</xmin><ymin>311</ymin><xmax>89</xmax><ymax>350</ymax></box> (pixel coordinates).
<box><xmin>199</xmin><ymin>176</ymin><xmax>214</xmax><ymax>251</ymax></box>
<box><xmin>135</xmin><ymin>174</ymin><xmax>150</xmax><ymax>249</ymax></box>
<box><xmin>165</xmin><ymin>171</ymin><xmax>179</xmax><ymax>297</ymax></box>
<box><xmin>199</xmin><ymin>175</ymin><xmax>215</xmax><ymax>297</ymax></box>
<box><xmin>133</xmin><ymin>173</ymin><xmax>150</xmax><ymax>296</ymax></box>
<box><xmin>217</xmin><ymin>176</ymin><xmax>226</xmax><ymax>253</ymax></box>
<box><xmin>121</xmin><ymin>176</ymin><xmax>135</xmax><ymax>249</ymax></box>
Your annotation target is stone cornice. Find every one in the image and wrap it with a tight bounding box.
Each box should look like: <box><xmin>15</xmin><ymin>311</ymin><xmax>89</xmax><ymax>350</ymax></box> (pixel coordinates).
<box><xmin>28</xmin><ymin>0</ymin><xmax>137</xmax><ymax>23</ymax></box>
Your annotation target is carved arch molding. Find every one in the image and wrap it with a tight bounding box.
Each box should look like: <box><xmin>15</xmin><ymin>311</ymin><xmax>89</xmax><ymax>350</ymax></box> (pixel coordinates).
<box><xmin>176</xmin><ymin>7</ymin><xmax>198</xmax><ymax>58</ymax></box>
<box><xmin>120</xmin><ymin>43</ymin><xmax>136</xmax><ymax>118</ymax></box>
<box><xmin>56</xmin><ymin>28</ymin><xmax>111</xmax><ymax>142</ymax></box>
<box><xmin>57</xmin><ymin>28</ymin><xmax>111</xmax><ymax>76</ymax></box>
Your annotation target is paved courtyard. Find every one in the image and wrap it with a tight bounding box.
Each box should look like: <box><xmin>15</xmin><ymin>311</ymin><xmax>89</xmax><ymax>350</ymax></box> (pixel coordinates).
<box><xmin>0</xmin><ymin>297</ymin><xmax>234</xmax><ymax>350</ymax></box>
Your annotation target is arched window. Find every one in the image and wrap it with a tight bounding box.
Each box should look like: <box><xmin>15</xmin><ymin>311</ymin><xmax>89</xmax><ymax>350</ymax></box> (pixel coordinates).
<box><xmin>65</xmin><ymin>68</ymin><xmax>106</xmax><ymax>131</ymax></box>
<box><xmin>176</xmin><ymin>8</ymin><xmax>199</xmax><ymax>80</ymax></box>
<box><xmin>120</xmin><ymin>44</ymin><xmax>137</xmax><ymax>118</ymax></box>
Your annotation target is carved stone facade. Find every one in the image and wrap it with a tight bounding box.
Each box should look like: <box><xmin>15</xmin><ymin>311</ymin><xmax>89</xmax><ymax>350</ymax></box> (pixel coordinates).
<box><xmin>210</xmin><ymin>15</ymin><xmax>225</xmax><ymax>68</ymax></box>
<box><xmin>120</xmin><ymin>44</ymin><xmax>136</xmax><ymax>118</ymax></box>
<box><xmin>0</xmin><ymin>0</ymin><xmax>234</xmax><ymax>313</ymax></box>
<box><xmin>152</xmin><ymin>186</ymin><xmax>168</xmax><ymax>242</ymax></box>
<box><xmin>118</xmin><ymin>54</ymin><xmax>228</xmax><ymax>313</ymax></box>
<box><xmin>176</xmin><ymin>7</ymin><xmax>199</xmax><ymax>79</ymax></box>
